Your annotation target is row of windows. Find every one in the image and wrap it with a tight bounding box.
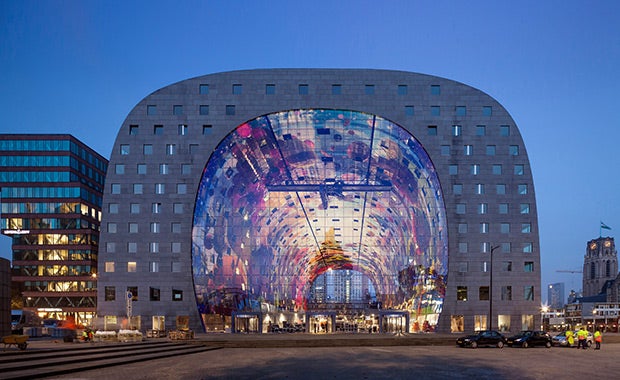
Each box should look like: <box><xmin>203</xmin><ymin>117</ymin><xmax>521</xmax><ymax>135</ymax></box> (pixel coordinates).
<box><xmin>442</xmin><ymin>144</ymin><xmax>519</xmax><ymax>156</ymax></box>
<box><xmin>107</xmin><ymin>222</ymin><xmax>182</xmax><ymax>234</ymax></box>
<box><xmin>114</xmin><ymin>162</ymin><xmax>192</xmax><ymax>176</ymax></box>
<box><xmin>0</xmin><ymin>171</ymin><xmax>71</xmax><ymax>183</ymax></box>
<box><xmin>107</xmin><ymin>202</ymin><xmax>183</xmax><ymax>214</ymax></box>
<box><xmin>429</xmin><ymin>124</ymin><xmax>510</xmax><ymax>137</ymax></box>
<box><xmin>1</xmin><ymin>187</ymin><xmax>104</xmax><ymax>207</ymax></box>
<box><xmin>1</xmin><ymin>202</ymin><xmax>91</xmax><ymax>215</ymax></box>
<box><xmin>105</xmin><ymin>240</ymin><xmax>183</xmax><ymax>254</ymax></box>
<box><xmin>455</xmin><ymin>202</ymin><xmax>529</xmax><ymax>215</ymax></box>
<box><xmin>199</xmin><ymin>83</ymin><xmax>446</xmax><ymax>96</ymax></box>
<box><xmin>104</xmin><ymin>261</ymin><xmax>182</xmax><ymax>274</ymax></box>
<box><xmin>110</xmin><ymin>182</ymin><xmax>188</xmax><ymax>195</ymax></box>
<box><xmin>449</xmin><ymin>164</ymin><xmax>527</xmax><ymax>176</ymax></box>
<box><xmin>453</xmin><ymin>184</ymin><xmax>529</xmax><ymax>196</ymax></box>
<box><xmin>456</xmin><ymin>261</ymin><xmax>535</xmax><ymax>273</ymax></box>
<box><xmin>456</xmin><ymin>222</ymin><xmax>533</xmax><ymax>234</ymax></box>
<box><xmin>457</xmin><ymin>242</ymin><xmax>534</xmax><ymax>254</ymax></box>
<box><xmin>456</xmin><ymin>285</ymin><xmax>535</xmax><ymax>302</ymax></box>
<box><xmin>121</xmin><ymin>141</ymin><xmax>205</xmax><ymax>156</ymax></box>
<box><xmin>104</xmin><ymin>286</ymin><xmax>183</xmax><ymax>302</ymax></box>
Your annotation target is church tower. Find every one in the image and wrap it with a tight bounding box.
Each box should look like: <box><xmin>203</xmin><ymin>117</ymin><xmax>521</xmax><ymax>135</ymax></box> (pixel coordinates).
<box><xmin>583</xmin><ymin>237</ymin><xmax>618</xmax><ymax>296</ymax></box>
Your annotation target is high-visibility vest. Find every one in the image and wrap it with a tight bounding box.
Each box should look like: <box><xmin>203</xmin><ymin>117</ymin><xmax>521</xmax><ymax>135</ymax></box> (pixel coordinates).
<box><xmin>594</xmin><ymin>331</ymin><xmax>602</xmax><ymax>342</ymax></box>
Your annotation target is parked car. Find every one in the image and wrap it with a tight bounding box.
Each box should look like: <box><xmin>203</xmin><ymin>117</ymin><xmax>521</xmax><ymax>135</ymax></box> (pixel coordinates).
<box><xmin>456</xmin><ymin>330</ymin><xmax>507</xmax><ymax>348</ymax></box>
<box><xmin>507</xmin><ymin>330</ymin><xmax>552</xmax><ymax>348</ymax></box>
<box><xmin>552</xmin><ymin>330</ymin><xmax>593</xmax><ymax>347</ymax></box>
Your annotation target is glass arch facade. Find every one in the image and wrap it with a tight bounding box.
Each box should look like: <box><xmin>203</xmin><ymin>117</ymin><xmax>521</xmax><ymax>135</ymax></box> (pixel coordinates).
<box><xmin>192</xmin><ymin>109</ymin><xmax>448</xmax><ymax>331</ymax></box>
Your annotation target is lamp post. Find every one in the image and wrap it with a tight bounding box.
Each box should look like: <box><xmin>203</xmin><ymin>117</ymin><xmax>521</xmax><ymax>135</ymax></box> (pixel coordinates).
<box><xmin>489</xmin><ymin>244</ymin><xmax>500</xmax><ymax>330</ymax></box>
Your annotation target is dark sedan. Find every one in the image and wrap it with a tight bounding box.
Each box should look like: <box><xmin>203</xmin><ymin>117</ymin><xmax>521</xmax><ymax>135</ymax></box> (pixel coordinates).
<box><xmin>507</xmin><ymin>330</ymin><xmax>552</xmax><ymax>348</ymax></box>
<box><xmin>456</xmin><ymin>330</ymin><xmax>507</xmax><ymax>348</ymax></box>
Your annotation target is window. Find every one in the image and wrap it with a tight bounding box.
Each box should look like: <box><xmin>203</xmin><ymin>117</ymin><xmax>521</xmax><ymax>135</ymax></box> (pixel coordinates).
<box><xmin>105</xmin><ymin>286</ymin><xmax>115</xmax><ymax>301</ymax></box>
<box><xmin>155</xmin><ymin>183</ymin><xmax>165</xmax><ymax>194</ymax></box>
<box><xmin>476</xmin><ymin>125</ymin><xmax>486</xmax><ymax>136</ymax></box>
<box><xmin>430</xmin><ymin>84</ymin><xmax>440</xmax><ymax>95</ymax></box>
<box><xmin>509</xmin><ymin>145</ymin><xmax>519</xmax><ymax>155</ymax></box>
<box><xmin>471</xmin><ymin>164</ymin><xmax>480</xmax><ymax>175</ymax></box>
<box><xmin>365</xmin><ymin>84</ymin><xmax>375</xmax><ymax>94</ymax></box>
<box><xmin>150</xmin><ymin>222</ymin><xmax>160</xmax><ymax>233</ymax></box>
<box><xmin>129</xmin><ymin>223</ymin><xmax>138</xmax><ymax>233</ymax></box>
<box><xmin>166</xmin><ymin>144</ymin><xmax>176</xmax><ymax>155</ymax></box>
<box><xmin>501</xmin><ymin>242</ymin><xmax>511</xmax><ymax>253</ymax></box>
<box><xmin>482</xmin><ymin>106</ymin><xmax>492</xmax><ymax>116</ymax></box>
<box><xmin>181</xmin><ymin>164</ymin><xmax>191</xmax><ymax>175</ymax></box>
<box><xmin>160</xmin><ymin>164</ymin><xmax>169</xmax><ymax>175</ymax></box>
<box><xmin>405</xmin><ymin>106</ymin><xmax>414</xmax><ymax>116</ymax></box>
<box><xmin>298</xmin><ymin>84</ymin><xmax>308</xmax><ymax>95</ymax></box>
<box><xmin>154</xmin><ymin>125</ymin><xmax>163</xmax><ymax>135</ymax></box>
<box><xmin>524</xmin><ymin>286</ymin><xmax>534</xmax><ymax>301</ymax></box>
<box><xmin>203</xmin><ymin>125</ymin><xmax>212</xmax><ymax>134</ymax></box>
<box><xmin>127</xmin><ymin>262</ymin><xmax>137</xmax><ymax>272</ymax></box>
<box><xmin>501</xmin><ymin>223</ymin><xmax>510</xmax><ymax>233</ymax></box>
<box><xmin>130</xmin><ymin>203</ymin><xmax>140</xmax><ymax>214</ymax></box>
<box><xmin>149</xmin><ymin>261</ymin><xmax>159</xmax><ymax>273</ymax></box>
<box><xmin>108</xmin><ymin>203</ymin><xmax>119</xmax><ymax>214</ymax></box>
<box><xmin>266</xmin><ymin>84</ymin><xmax>276</xmax><ymax>94</ymax></box>
<box><xmin>173</xmin><ymin>203</ymin><xmax>183</xmax><ymax>214</ymax></box>
<box><xmin>107</xmin><ymin>223</ymin><xmax>117</xmax><ymax>233</ymax></box>
<box><xmin>464</xmin><ymin>145</ymin><xmax>473</xmax><ymax>156</ymax></box>
<box><xmin>452</xmin><ymin>125</ymin><xmax>461</xmax><ymax>136</ymax></box>
<box><xmin>172</xmin><ymin>261</ymin><xmax>182</xmax><ymax>272</ymax></box>
<box><xmin>172</xmin><ymin>223</ymin><xmax>181</xmax><ymax>233</ymax></box>
<box><xmin>127</xmin><ymin>287</ymin><xmax>138</xmax><ymax>301</ymax></box>
<box><xmin>199</xmin><ymin>105</ymin><xmax>209</xmax><ymax>115</ymax></box>
<box><xmin>178</xmin><ymin>124</ymin><xmax>187</xmax><ymax>136</ymax></box>
<box><xmin>173</xmin><ymin>105</ymin><xmax>183</xmax><ymax>115</ymax></box>
<box><xmin>128</xmin><ymin>242</ymin><xmax>137</xmax><ymax>253</ymax></box>
<box><xmin>150</xmin><ymin>287</ymin><xmax>160</xmax><ymax>301</ymax></box>
<box><xmin>115</xmin><ymin>164</ymin><xmax>125</xmax><ymax>174</ymax></box>
<box><xmin>457</xmin><ymin>286</ymin><xmax>468</xmax><ymax>301</ymax></box>
<box><xmin>143</xmin><ymin>144</ymin><xmax>153</xmax><ymax>155</ymax></box>
<box><xmin>458</xmin><ymin>223</ymin><xmax>468</xmax><ymax>233</ymax></box>
<box><xmin>332</xmin><ymin>84</ymin><xmax>341</xmax><ymax>95</ymax></box>
<box><xmin>129</xmin><ymin>125</ymin><xmax>139</xmax><ymax>135</ymax></box>
<box><xmin>486</xmin><ymin>145</ymin><xmax>496</xmax><ymax>155</ymax></box>
<box><xmin>226</xmin><ymin>105</ymin><xmax>235</xmax><ymax>115</ymax></box>
<box><xmin>441</xmin><ymin>145</ymin><xmax>450</xmax><ymax>155</ymax></box>
<box><xmin>492</xmin><ymin>165</ymin><xmax>502</xmax><ymax>175</ymax></box>
<box><xmin>520</xmin><ymin>204</ymin><xmax>530</xmax><ymax>214</ymax></box>
<box><xmin>199</xmin><ymin>84</ymin><xmax>209</xmax><ymax>95</ymax></box>
<box><xmin>523</xmin><ymin>243</ymin><xmax>533</xmax><ymax>253</ymax></box>
<box><xmin>150</xmin><ymin>242</ymin><xmax>159</xmax><ymax>253</ymax></box>
<box><xmin>431</xmin><ymin>106</ymin><xmax>440</xmax><ymax>116</ymax></box>
<box><xmin>499</xmin><ymin>203</ymin><xmax>508</xmax><ymax>214</ymax></box>
<box><xmin>500</xmin><ymin>125</ymin><xmax>510</xmax><ymax>136</ymax></box>
<box><xmin>479</xmin><ymin>286</ymin><xmax>489</xmax><ymax>301</ymax></box>
<box><xmin>120</xmin><ymin>144</ymin><xmax>130</xmax><ymax>155</ymax></box>
<box><xmin>111</xmin><ymin>184</ymin><xmax>121</xmax><ymax>194</ymax></box>
<box><xmin>427</xmin><ymin>125</ymin><xmax>437</xmax><ymax>135</ymax></box>
<box><xmin>480</xmin><ymin>223</ymin><xmax>488</xmax><ymax>233</ymax></box>
<box><xmin>397</xmin><ymin>84</ymin><xmax>407</xmax><ymax>95</ymax></box>
<box><xmin>518</xmin><ymin>184</ymin><xmax>528</xmax><ymax>195</ymax></box>
<box><xmin>521</xmin><ymin>223</ymin><xmax>531</xmax><ymax>233</ymax></box>
<box><xmin>496</xmin><ymin>184</ymin><xmax>506</xmax><ymax>194</ymax></box>
<box><xmin>177</xmin><ymin>184</ymin><xmax>187</xmax><ymax>194</ymax></box>
<box><xmin>147</xmin><ymin>105</ymin><xmax>157</xmax><ymax>116</ymax></box>
<box><xmin>458</xmin><ymin>242</ymin><xmax>468</xmax><ymax>253</ymax></box>
<box><xmin>137</xmin><ymin>164</ymin><xmax>147</xmax><ymax>174</ymax></box>
<box><xmin>514</xmin><ymin>165</ymin><xmax>524</xmax><ymax>175</ymax></box>
<box><xmin>502</xmin><ymin>261</ymin><xmax>513</xmax><ymax>271</ymax></box>
<box><xmin>476</xmin><ymin>184</ymin><xmax>485</xmax><ymax>195</ymax></box>
<box><xmin>458</xmin><ymin>262</ymin><xmax>468</xmax><ymax>272</ymax></box>
<box><xmin>189</xmin><ymin>144</ymin><xmax>199</xmax><ymax>154</ymax></box>
<box><xmin>133</xmin><ymin>184</ymin><xmax>143</xmax><ymax>195</ymax></box>
<box><xmin>152</xmin><ymin>203</ymin><xmax>162</xmax><ymax>214</ymax></box>
<box><xmin>456</xmin><ymin>106</ymin><xmax>466</xmax><ymax>116</ymax></box>
<box><xmin>478</xmin><ymin>203</ymin><xmax>487</xmax><ymax>214</ymax></box>
<box><xmin>232</xmin><ymin>84</ymin><xmax>242</xmax><ymax>94</ymax></box>
<box><xmin>456</xmin><ymin>204</ymin><xmax>466</xmax><ymax>214</ymax></box>
<box><xmin>453</xmin><ymin>184</ymin><xmax>463</xmax><ymax>194</ymax></box>
<box><xmin>105</xmin><ymin>262</ymin><xmax>115</xmax><ymax>272</ymax></box>
<box><xmin>501</xmin><ymin>286</ymin><xmax>512</xmax><ymax>301</ymax></box>
<box><xmin>172</xmin><ymin>242</ymin><xmax>181</xmax><ymax>253</ymax></box>
<box><xmin>449</xmin><ymin>165</ymin><xmax>458</xmax><ymax>175</ymax></box>
<box><xmin>524</xmin><ymin>262</ymin><xmax>534</xmax><ymax>272</ymax></box>
<box><xmin>172</xmin><ymin>289</ymin><xmax>183</xmax><ymax>301</ymax></box>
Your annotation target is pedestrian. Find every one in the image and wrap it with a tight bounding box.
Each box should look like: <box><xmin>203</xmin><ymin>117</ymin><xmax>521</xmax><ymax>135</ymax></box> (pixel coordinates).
<box><xmin>594</xmin><ymin>330</ymin><xmax>602</xmax><ymax>350</ymax></box>
<box><xmin>566</xmin><ymin>330</ymin><xmax>574</xmax><ymax>347</ymax></box>
<box><xmin>576</xmin><ymin>327</ymin><xmax>588</xmax><ymax>349</ymax></box>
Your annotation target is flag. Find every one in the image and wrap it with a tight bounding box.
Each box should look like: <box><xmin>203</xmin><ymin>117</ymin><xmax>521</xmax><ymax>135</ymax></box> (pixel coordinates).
<box><xmin>601</xmin><ymin>222</ymin><xmax>612</xmax><ymax>230</ymax></box>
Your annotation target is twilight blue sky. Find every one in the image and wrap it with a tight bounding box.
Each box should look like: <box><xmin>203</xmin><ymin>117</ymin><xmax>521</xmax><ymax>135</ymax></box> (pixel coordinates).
<box><xmin>1</xmin><ymin>0</ymin><xmax>619</xmax><ymax>302</ymax></box>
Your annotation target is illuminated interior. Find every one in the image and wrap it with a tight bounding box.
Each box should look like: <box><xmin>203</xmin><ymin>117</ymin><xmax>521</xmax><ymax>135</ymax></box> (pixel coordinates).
<box><xmin>192</xmin><ymin>109</ymin><xmax>448</xmax><ymax>332</ymax></box>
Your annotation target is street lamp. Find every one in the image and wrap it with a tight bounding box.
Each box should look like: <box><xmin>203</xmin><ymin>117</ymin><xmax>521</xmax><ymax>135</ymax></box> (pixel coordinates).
<box><xmin>489</xmin><ymin>244</ymin><xmax>500</xmax><ymax>330</ymax></box>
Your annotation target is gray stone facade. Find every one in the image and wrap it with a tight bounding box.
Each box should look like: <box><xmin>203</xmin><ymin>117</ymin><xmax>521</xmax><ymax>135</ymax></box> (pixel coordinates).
<box><xmin>97</xmin><ymin>69</ymin><xmax>540</xmax><ymax>333</ymax></box>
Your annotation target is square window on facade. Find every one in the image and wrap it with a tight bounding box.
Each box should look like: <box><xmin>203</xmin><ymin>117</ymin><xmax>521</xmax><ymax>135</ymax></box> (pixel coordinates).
<box><xmin>479</xmin><ymin>286</ymin><xmax>489</xmax><ymax>301</ymax></box>
<box><xmin>456</xmin><ymin>204</ymin><xmax>466</xmax><ymax>214</ymax></box>
<box><xmin>405</xmin><ymin>106</ymin><xmax>414</xmax><ymax>116</ymax></box>
<box><xmin>173</xmin><ymin>105</ymin><xmax>183</xmax><ymax>115</ymax></box>
<box><xmin>172</xmin><ymin>242</ymin><xmax>181</xmax><ymax>253</ymax></box>
<box><xmin>501</xmin><ymin>223</ymin><xmax>510</xmax><ymax>233</ymax></box>
<box><xmin>431</xmin><ymin>106</ymin><xmax>440</xmax><ymax>116</ymax></box>
<box><xmin>514</xmin><ymin>165</ymin><xmax>524</xmax><ymax>175</ymax></box>
<box><xmin>480</xmin><ymin>223</ymin><xmax>488</xmax><ymax>233</ymax></box>
<box><xmin>523</xmin><ymin>243</ymin><xmax>533</xmax><ymax>253</ymax></box>
<box><xmin>173</xmin><ymin>203</ymin><xmax>183</xmax><ymax>214</ymax></box>
<box><xmin>111</xmin><ymin>183</ymin><xmax>121</xmax><ymax>194</ymax></box>
<box><xmin>155</xmin><ymin>183</ymin><xmax>165</xmax><ymax>194</ymax></box>
<box><xmin>120</xmin><ymin>144</ymin><xmax>130</xmax><ymax>155</ymax></box>
<box><xmin>137</xmin><ymin>164</ymin><xmax>147</xmax><ymax>174</ymax></box>
<box><xmin>133</xmin><ymin>184</ymin><xmax>143</xmax><ymax>195</ymax></box>
<box><xmin>453</xmin><ymin>125</ymin><xmax>461</xmax><ymax>136</ymax></box>
<box><xmin>456</xmin><ymin>106</ymin><xmax>466</xmax><ymax>116</ymax></box>
<box><xmin>177</xmin><ymin>184</ymin><xmax>187</xmax><ymax>194</ymax></box>
<box><xmin>147</xmin><ymin>105</ymin><xmax>157</xmax><ymax>116</ymax></box>
<box><xmin>189</xmin><ymin>144</ymin><xmax>199</xmax><ymax>154</ymax></box>
<box><xmin>152</xmin><ymin>203</ymin><xmax>162</xmax><ymax>213</ymax></box>
<box><xmin>150</xmin><ymin>242</ymin><xmax>159</xmax><ymax>253</ymax></box>
<box><xmin>471</xmin><ymin>164</ymin><xmax>480</xmax><ymax>175</ymax></box>
<box><xmin>266</xmin><ymin>84</ymin><xmax>276</xmax><ymax>95</ymax></box>
<box><xmin>458</xmin><ymin>223</ymin><xmax>468</xmax><ymax>233</ymax></box>
<box><xmin>232</xmin><ymin>84</ymin><xmax>242</xmax><ymax>94</ymax></box>
<box><xmin>166</xmin><ymin>144</ymin><xmax>176</xmax><ymax>155</ymax></box>
<box><xmin>458</xmin><ymin>242</ymin><xmax>468</xmax><ymax>253</ymax></box>
<box><xmin>127</xmin><ymin>287</ymin><xmax>138</xmax><ymax>301</ymax></box>
<box><xmin>172</xmin><ymin>262</ymin><xmax>182</xmax><ymax>272</ymax></box>
<box><xmin>130</xmin><ymin>203</ymin><xmax>140</xmax><ymax>214</ymax></box>
<box><xmin>476</xmin><ymin>125</ymin><xmax>486</xmax><ymax>136</ymax></box>
<box><xmin>486</xmin><ymin>145</ymin><xmax>496</xmax><ymax>155</ymax></box>
<box><xmin>518</xmin><ymin>184</ymin><xmax>528</xmax><ymax>194</ymax></box>
<box><xmin>520</xmin><ymin>203</ymin><xmax>530</xmax><ymax>214</ymax></box>
<box><xmin>105</xmin><ymin>262</ymin><xmax>115</xmax><ymax>272</ymax></box>
<box><xmin>178</xmin><ymin>124</ymin><xmax>187</xmax><ymax>136</ymax></box>
<box><xmin>150</xmin><ymin>287</ymin><xmax>160</xmax><ymax>301</ymax></box>
<box><xmin>298</xmin><ymin>84</ymin><xmax>308</xmax><ymax>95</ymax></box>
<box><xmin>449</xmin><ymin>165</ymin><xmax>458</xmax><ymax>175</ymax></box>
<box><xmin>129</xmin><ymin>125</ymin><xmax>139</xmax><ymax>135</ymax></box>
<box><xmin>172</xmin><ymin>223</ymin><xmax>181</xmax><ymax>233</ymax></box>
<box><xmin>440</xmin><ymin>145</ymin><xmax>450</xmax><ymax>156</ymax></box>
<box><xmin>199</xmin><ymin>105</ymin><xmax>209</xmax><ymax>115</ymax></box>
<box><xmin>524</xmin><ymin>262</ymin><xmax>534</xmax><ymax>272</ymax></box>
<box><xmin>499</xmin><ymin>203</ymin><xmax>508</xmax><ymax>214</ymax></box>
<box><xmin>332</xmin><ymin>84</ymin><xmax>342</xmax><ymax>95</ymax></box>
<box><xmin>522</xmin><ymin>223</ymin><xmax>531</xmax><ymax>233</ymax></box>
<box><xmin>501</xmin><ymin>286</ymin><xmax>512</xmax><ymax>301</ymax></box>
<box><xmin>453</xmin><ymin>184</ymin><xmax>463</xmax><ymax>195</ymax></box>
<box><xmin>108</xmin><ymin>203</ymin><xmax>119</xmax><ymax>214</ymax></box>
<box><xmin>458</xmin><ymin>262</ymin><xmax>468</xmax><ymax>273</ymax></box>
<box><xmin>181</xmin><ymin>164</ymin><xmax>191</xmax><ymax>175</ymax></box>
<box><xmin>127</xmin><ymin>262</ymin><xmax>137</xmax><ymax>272</ymax></box>
<box><xmin>464</xmin><ymin>145</ymin><xmax>473</xmax><ymax>155</ymax></box>
<box><xmin>510</xmin><ymin>145</ymin><xmax>519</xmax><ymax>155</ymax></box>
<box><xmin>108</xmin><ymin>223</ymin><xmax>117</xmax><ymax>233</ymax></box>
<box><xmin>501</xmin><ymin>242</ymin><xmax>511</xmax><ymax>253</ymax></box>
<box><xmin>496</xmin><ymin>184</ymin><xmax>506</xmax><ymax>194</ymax></box>
<box><xmin>500</xmin><ymin>125</ymin><xmax>510</xmax><ymax>136</ymax></box>
<box><xmin>150</xmin><ymin>262</ymin><xmax>159</xmax><ymax>273</ymax></box>
<box><xmin>154</xmin><ymin>125</ymin><xmax>163</xmax><ymax>135</ymax></box>
<box><xmin>492</xmin><ymin>165</ymin><xmax>502</xmax><ymax>175</ymax></box>
<box><xmin>151</xmin><ymin>222</ymin><xmax>160</xmax><ymax>233</ymax></box>
<box><xmin>160</xmin><ymin>164</ymin><xmax>169</xmax><ymax>175</ymax></box>
<box><xmin>482</xmin><ymin>106</ymin><xmax>492</xmax><ymax>116</ymax></box>
<box><xmin>129</xmin><ymin>223</ymin><xmax>138</xmax><ymax>233</ymax></box>
<box><xmin>202</xmin><ymin>124</ymin><xmax>212</xmax><ymax>135</ymax></box>
<box><xmin>427</xmin><ymin>125</ymin><xmax>437</xmax><ymax>135</ymax></box>
<box><xmin>172</xmin><ymin>289</ymin><xmax>183</xmax><ymax>301</ymax></box>
<box><xmin>524</xmin><ymin>286</ymin><xmax>534</xmax><ymax>301</ymax></box>
<box><xmin>431</xmin><ymin>85</ymin><xmax>440</xmax><ymax>95</ymax></box>
<box><xmin>105</xmin><ymin>286</ymin><xmax>115</xmax><ymax>301</ymax></box>
<box><xmin>478</xmin><ymin>203</ymin><xmax>487</xmax><ymax>214</ymax></box>
<box><xmin>397</xmin><ymin>84</ymin><xmax>407</xmax><ymax>95</ymax></box>
<box><xmin>457</xmin><ymin>286</ymin><xmax>468</xmax><ymax>301</ymax></box>
<box><xmin>128</xmin><ymin>242</ymin><xmax>137</xmax><ymax>253</ymax></box>
<box><xmin>143</xmin><ymin>144</ymin><xmax>153</xmax><ymax>155</ymax></box>
<box><xmin>199</xmin><ymin>84</ymin><xmax>209</xmax><ymax>95</ymax></box>
<box><xmin>502</xmin><ymin>261</ymin><xmax>513</xmax><ymax>272</ymax></box>
<box><xmin>476</xmin><ymin>184</ymin><xmax>485</xmax><ymax>194</ymax></box>
<box><xmin>226</xmin><ymin>105</ymin><xmax>236</xmax><ymax>115</ymax></box>
<box><xmin>365</xmin><ymin>84</ymin><xmax>375</xmax><ymax>94</ymax></box>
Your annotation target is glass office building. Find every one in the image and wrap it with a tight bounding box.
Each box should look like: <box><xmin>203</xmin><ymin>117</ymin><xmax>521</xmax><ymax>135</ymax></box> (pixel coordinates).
<box><xmin>0</xmin><ymin>135</ymin><xmax>108</xmax><ymax>326</ymax></box>
<box><xmin>98</xmin><ymin>69</ymin><xmax>540</xmax><ymax>333</ymax></box>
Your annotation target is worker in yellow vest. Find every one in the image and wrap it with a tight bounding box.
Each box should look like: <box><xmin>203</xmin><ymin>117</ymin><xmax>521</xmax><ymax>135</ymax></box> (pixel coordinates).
<box><xmin>576</xmin><ymin>327</ymin><xmax>588</xmax><ymax>349</ymax></box>
<box><xmin>594</xmin><ymin>330</ymin><xmax>602</xmax><ymax>350</ymax></box>
<box><xmin>565</xmin><ymin>330</ymin><xmax>574</xmax><ymax>347</ymax></box>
